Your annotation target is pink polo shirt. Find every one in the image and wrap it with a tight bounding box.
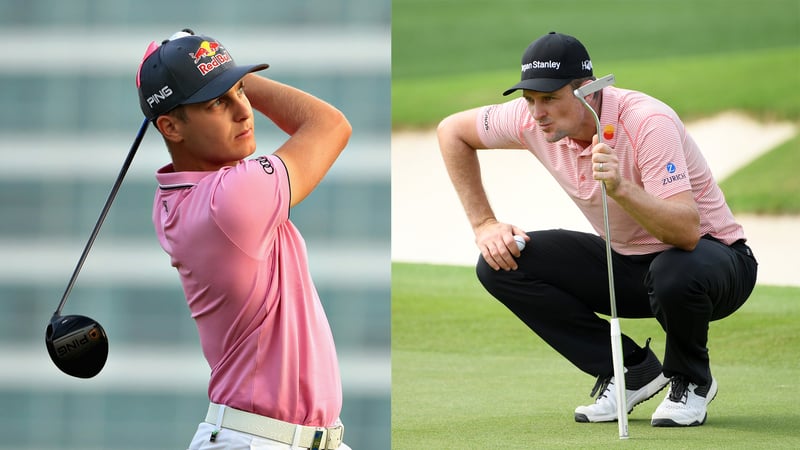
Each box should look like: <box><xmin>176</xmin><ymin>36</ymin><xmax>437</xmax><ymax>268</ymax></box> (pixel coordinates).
<box><xmin>477</xmin><ymin>86</ymin><xmax>745</xmax><ymax>255</ymax></box>
<box><xmin>152</xmin><ymin>155</ymin><xmax>341</xmax><ymax>427</ymax></box>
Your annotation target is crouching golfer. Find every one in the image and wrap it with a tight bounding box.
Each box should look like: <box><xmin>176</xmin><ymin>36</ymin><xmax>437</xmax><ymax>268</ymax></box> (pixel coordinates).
<box><xmin>437</xmin><ymin>31</ymin><xmax>757</xmax><ymax>427</ymax></box>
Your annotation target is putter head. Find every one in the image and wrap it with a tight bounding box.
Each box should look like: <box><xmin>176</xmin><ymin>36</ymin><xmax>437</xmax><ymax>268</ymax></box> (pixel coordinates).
<box><xmin>573</xmin><ymin>74</ymin><xmax>615</xmax><ymax>98</ymax></box>
<box><xmin>45</xmin><ymin>314</ymin><xmax>108</xmax><ymax>378</ymax></box>
<box><xmin>573</xmin><ymin>74</ymin><xmax>616</xmax><ymax>143</ymax></box>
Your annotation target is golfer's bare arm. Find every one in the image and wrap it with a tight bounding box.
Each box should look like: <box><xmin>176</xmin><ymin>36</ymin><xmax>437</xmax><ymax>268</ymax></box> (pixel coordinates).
<box><xmin>438</xmin><ymin>108</ymin><xmax>528</xmax><ymax>271</ymax></box>
<box><xmin>437</xmin><ymin>108</ymin><xmax>498</xmax><ymax>231</ymax></box>
<box><xmin>610</xmin><ymin>181</ymin><xmax>700</xmax><ymax>251</ymax></box>
<box><xmin>244</xmin><ymin>74</ymin><xmax>352</xmax><ymax>207</ymax></box>
<box><xmin>592</xmin><ymin>137</ymin><xmax>701</xmax><ymax>251</ymax></box>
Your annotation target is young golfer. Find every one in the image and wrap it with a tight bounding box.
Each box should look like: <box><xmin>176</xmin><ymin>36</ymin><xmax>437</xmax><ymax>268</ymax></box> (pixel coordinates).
<box><xmin>137</xmin><ymin>29</ymin><xmax>352</xmax><ymax>449</ymax></box>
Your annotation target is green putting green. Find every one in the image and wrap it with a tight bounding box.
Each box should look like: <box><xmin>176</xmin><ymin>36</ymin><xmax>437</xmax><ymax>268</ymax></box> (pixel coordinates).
<box><xmin>392</xmin><ymin>262</ymin><xmax>800</xmax><ymax>449</ymax></box>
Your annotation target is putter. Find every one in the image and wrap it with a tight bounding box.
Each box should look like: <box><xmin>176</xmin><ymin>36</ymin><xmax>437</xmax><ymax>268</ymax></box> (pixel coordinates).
<box><xmin>574</xmin><ymin>74</ymin><xmax>629</xmax><ymax>439</ymax></box>
<box><xmin>45</xmin><ymin>118</ymin><xmax>149</xmax><ymax>379</ymax></box>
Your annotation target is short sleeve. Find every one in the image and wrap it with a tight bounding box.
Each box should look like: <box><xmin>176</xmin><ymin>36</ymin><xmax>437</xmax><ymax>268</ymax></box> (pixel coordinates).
<box><xmin>476</xmin><ymin>98</ymin><xmax>529</xmax><ymax>149</ymax></box>
<box><xmin>208</xmin><ymin>155</ymin><xmax>291</xmax><ymax>258</ymax></box>
<box><xmin>635</xmin><ymin>114</ymin><xmax>692</xmax><ymax>198</ymax></box>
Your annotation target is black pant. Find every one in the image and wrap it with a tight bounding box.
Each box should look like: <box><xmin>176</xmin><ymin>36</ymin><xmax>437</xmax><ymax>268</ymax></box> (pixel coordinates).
<box><xmin>476</xmin><ymin>229</ymin><xmax>758</xmax><ymax>386</ymax></box>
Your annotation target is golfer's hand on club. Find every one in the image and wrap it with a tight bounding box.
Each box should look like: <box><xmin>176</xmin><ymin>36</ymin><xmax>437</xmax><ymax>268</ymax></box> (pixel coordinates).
<box><xmin>591</xmin><ymin>135</ymin><xmax>621</xmax><ymax>193</ymax></box>
<box><xmin>474</xmin><ymin>219</ymin><xmax>529</xmax><ymax>271</ymax></box>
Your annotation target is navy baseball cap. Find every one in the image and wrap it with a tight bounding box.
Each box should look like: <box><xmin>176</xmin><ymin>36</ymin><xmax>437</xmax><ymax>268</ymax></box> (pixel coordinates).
<box><xmin>136</xmin><ymin>29</ymin><xmax>269</xmax><ymax>120</ymax></box>
<box><xmin>503</xmin><ymin>32</ymin><xmax>593</xmax><ymax>95</ymax></box>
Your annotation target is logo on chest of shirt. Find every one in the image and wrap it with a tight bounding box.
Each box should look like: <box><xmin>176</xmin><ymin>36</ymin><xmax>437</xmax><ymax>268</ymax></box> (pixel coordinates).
<box><xmin>255</xmin><ymin>156</ymin><xmax>274</xmax><ymax>174</ymax></box>
<box><xmin>603</xmin><ymin>124</ymin><xmax>615</xmax><ymax>140</ymax></box>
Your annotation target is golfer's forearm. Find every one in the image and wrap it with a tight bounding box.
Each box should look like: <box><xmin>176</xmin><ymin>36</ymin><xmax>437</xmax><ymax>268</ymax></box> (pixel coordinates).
<box><xmin>612</xmin><ymin>180</ymin><xmax>700</xmax><ymax>250</ymax></box>
<box><xmin>439</xmin><ymin>140</ymin><xmax>496</xmax><ymax>230</ymax></box>
<box><xmin>438</xmin><ymin>110</ymin><xmax>500</xmax><ymax>230</ymax></box>
<box><xmin>244</xmin><ymin>74</ymin><xmax>344</xmax><ymax>137</ymax></box>
<box><xmin>453</xmin><ymin>165</ymin><xmax>497</xmax><ymax>231</ymax></box>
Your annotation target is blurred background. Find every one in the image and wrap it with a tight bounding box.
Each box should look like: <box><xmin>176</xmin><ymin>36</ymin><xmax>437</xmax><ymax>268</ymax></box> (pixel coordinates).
<box><xmin>0</xmin><ymin>1</ymin><xmax>390</xmax><ymax>449</ymax></box>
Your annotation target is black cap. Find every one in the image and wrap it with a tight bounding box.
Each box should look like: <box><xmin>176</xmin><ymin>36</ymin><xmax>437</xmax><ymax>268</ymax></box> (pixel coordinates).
<box><xmin>502</xmin><ymin>32</ymin><xmax>593</xmax><ymax>96</ymax></box>
<box><xmin>136</xmin><ymin>29</ymin><xmax>269</xmax><ymax>120</ymax></box>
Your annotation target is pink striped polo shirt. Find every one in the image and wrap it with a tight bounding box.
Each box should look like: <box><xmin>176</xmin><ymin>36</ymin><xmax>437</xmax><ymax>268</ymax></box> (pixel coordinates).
<box><xmin>152</xmin><ymin>155</ymin><xmax>341</xmax><ymax>427</ymax></box>
<box><xmin>477</xmin><ymin>86</ymin><xmax>745</xmax><ymax>255</ymax></box>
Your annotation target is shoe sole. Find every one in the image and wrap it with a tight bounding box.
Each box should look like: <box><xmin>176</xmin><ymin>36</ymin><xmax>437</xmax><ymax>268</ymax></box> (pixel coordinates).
<box><xmin>651</xmin><ymin>379</ymin><xmax>718</xmax><ymax>427</ymax></box>
<box><xmin>650</xmin><ymin>412</ymin><xmax>708</xmax><ymax>427</ymax></box>
<box><xmin>574</xmin><ymin>374</ymin><xmax>670</xmax><ymax>423</ymax></box>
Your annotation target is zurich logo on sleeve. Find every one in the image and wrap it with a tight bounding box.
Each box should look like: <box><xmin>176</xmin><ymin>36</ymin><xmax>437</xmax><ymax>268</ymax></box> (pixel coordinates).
<box><xmin>661</xmin><ymin>162</ymin><xmax>687</xmax><ymax>185</ymax></box>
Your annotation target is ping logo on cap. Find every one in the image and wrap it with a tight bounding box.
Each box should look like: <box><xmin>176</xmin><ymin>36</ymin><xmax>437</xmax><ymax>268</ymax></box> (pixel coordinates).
<box><xmin>146</xmin><ymin>85</ymin><xmax>173</xmax><ymax>108</ymax></box>
<box><xmin>189</xmin><ymin>40</ymin><xmax>232</xmax><ymax>76</ymax></box>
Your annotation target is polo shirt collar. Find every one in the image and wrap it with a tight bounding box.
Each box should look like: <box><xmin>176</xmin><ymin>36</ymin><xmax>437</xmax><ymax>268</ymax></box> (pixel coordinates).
<box><xmin>155</xmin><ymin>163</ymin><xmax>215</xmax><ymax>190</ymax></box>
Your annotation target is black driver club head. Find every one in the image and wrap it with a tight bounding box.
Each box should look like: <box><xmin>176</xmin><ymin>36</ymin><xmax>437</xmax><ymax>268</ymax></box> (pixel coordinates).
<box><xmin>45</xmin><ymin>314</ymin><xmax>108</xmax><ymax>378</ymax></box>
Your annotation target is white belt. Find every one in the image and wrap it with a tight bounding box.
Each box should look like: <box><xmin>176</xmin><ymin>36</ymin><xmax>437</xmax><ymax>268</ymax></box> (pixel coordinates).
<box><xmin>205</xmin><ymin>402</ymin><xmax>343</xmax><ymax>449</ymax></box>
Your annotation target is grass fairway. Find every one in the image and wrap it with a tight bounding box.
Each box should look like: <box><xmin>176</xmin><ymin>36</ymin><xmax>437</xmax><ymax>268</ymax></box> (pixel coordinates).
<box><xmin>392</xmin><ymin>262</ymin><xmax>800</xmax><ymax>449</ymax></box>
<box><xmin>393</xmin><ymin>0</ymin><xmax>800</xmax><ymax>128</ymax></box>
<box><xmin>720</xmin><ymin>134</ymin><xmax>800</xmax><ymax>214</ymax></box>
<box><xmin>391</xmin><ymin>0</ymin><xmax>800</xmax><ymax>213</ymax></box>
<box><xmin>392</xmin><ymin>47</ymin><xmax>799</xmax><ymax>129</ymax></box>
<box><xmin>393</xmin><ymin>0</ymin><xmax>799</xmax><ymax>79</ymax></box>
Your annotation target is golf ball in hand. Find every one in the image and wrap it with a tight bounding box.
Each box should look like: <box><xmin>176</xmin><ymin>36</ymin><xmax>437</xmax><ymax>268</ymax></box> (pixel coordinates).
<box><xmin>514</xmin><ymin>235</ymin><xmax>526</xmax><ymax>251</ymax></box>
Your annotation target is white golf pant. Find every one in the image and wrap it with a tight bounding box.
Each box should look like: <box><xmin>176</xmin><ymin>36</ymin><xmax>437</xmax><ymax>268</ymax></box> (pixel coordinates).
<box><xmin>188</xmin><ymin>422</ymin><xmax>352</xmax><ymax>450</ymax></box>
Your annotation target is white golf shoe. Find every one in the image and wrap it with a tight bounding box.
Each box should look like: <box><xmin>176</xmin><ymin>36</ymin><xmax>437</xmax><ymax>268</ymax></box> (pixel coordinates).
<box><xmin>651</xmin><ymin>376</ymin><xmax>718</xmax><ymax>427</ymax></box>
<box><xmin>575</xmin><ymin>339</ymin><xmax>670</xmax><ymax>423</ymax></box>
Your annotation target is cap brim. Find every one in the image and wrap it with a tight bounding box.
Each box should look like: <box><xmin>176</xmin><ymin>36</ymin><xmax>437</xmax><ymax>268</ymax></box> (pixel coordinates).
<box><xmin>502</xmin><ymin>78</ymin><xmax>570</xmax><ymax>96</ymax></box>
<box><xmin>183</xmin><ymin>63</ymin><xmax>269</xmax><ymax>105</ymax></box>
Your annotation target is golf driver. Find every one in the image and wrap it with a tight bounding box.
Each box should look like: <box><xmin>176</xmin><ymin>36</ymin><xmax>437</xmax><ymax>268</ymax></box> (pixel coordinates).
<box><xmin>573</xmin><ymin>74</ymin><xmax>629</xmax><ymax>439</ymax></box>
<box><xmin>45</xmin><ymin>117</ymin><xmax>149</xmax><ymax>379</ymax></box>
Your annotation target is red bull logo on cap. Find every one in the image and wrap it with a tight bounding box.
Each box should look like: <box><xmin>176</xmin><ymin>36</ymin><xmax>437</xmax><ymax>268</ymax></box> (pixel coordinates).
<box><xmin>189</xmin><ymin>40</ymin><xmax>232</xmax><ymax>76</ymax></box>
